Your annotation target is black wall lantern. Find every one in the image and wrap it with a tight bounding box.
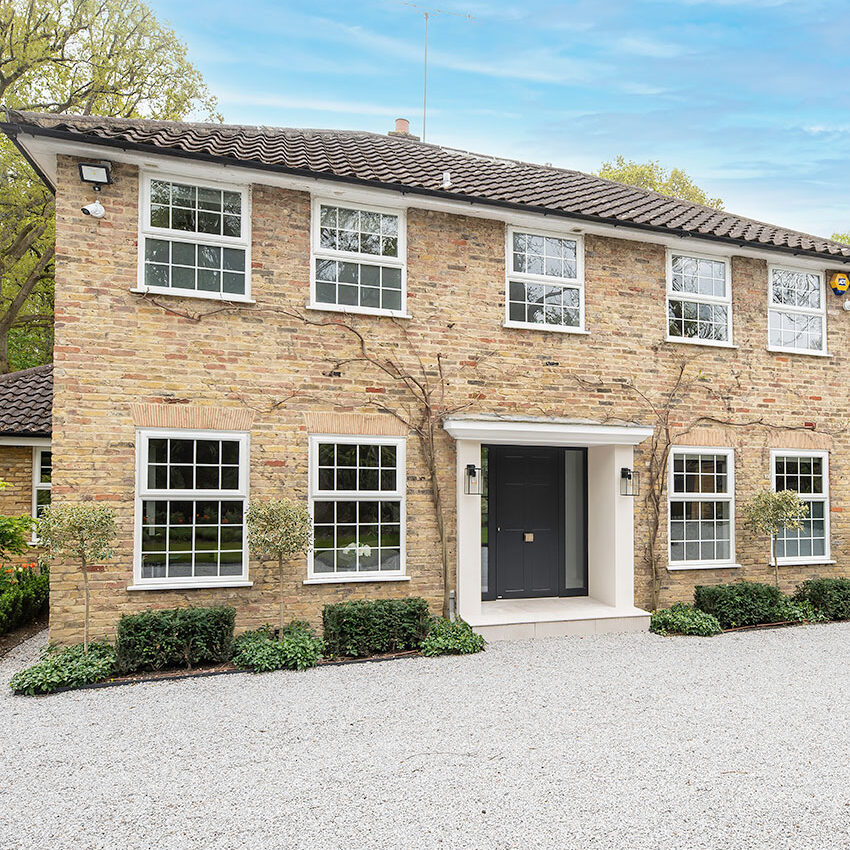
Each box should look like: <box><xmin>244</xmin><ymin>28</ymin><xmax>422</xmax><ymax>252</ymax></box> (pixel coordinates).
<box><xmin>620</xmin><ymin>467</ymin><xmax>639</xmax><ymax>497</ymax></box>
<box><xmin>464</xmin><ymin>464</ymin><xmax>483</xmax><ymax>496</ymax></box>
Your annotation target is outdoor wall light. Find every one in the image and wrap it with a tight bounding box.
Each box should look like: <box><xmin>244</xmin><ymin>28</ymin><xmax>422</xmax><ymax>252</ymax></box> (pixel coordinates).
<box><xmin>464</xmin><ymin>464</ymin><xmax>483</xmax><ymax>496</ymax></box>
<box><xmin>78</xmin><ymin>162</ymin><xmax>112</xmax><ymax>190</ymax></box>
<box><xmin>620</xmin><ymin>467</ymin><xmax>639</xmax><ymax>497</ymax></box>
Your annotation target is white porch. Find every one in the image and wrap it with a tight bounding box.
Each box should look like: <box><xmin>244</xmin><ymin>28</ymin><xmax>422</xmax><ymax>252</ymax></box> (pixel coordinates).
<box><xmin>443</xmin><ymin>414</ymin><xmax>653</xmax><ymax>641</ymax></box>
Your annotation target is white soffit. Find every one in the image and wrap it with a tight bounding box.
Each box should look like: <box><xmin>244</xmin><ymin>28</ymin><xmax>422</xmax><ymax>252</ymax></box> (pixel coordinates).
<box><xmin>442</xmin><ymin>416</ymin><xmax>654</xmax><ymax>447</ymax></box>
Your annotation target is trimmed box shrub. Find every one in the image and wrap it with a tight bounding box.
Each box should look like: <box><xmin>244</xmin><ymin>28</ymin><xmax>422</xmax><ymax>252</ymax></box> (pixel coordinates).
<box><xmin>694</xmin><ymin>581</ymin><xmax>786</xmax><ymax>629</ymax></box>
<box><xmin>232</xmin><ymin>622</ymin><xmax>324</xmax><ymax>672</ymax></box>
<box><xmin>115</xmin><ymin>605</ymin><xmax>235</xmax><ymax>674</ymax></box>
<box><xmin>0</xmin><ymin>569</ymin><xmax>49</xmax><ymax>637</ymax></box>
<box><xmin>795</xmin><ymin>578</ymin><xmax>850</xmax><ymax>621</ymax></box>
<box><xmin>9</xmin><ymin>641</ymin><xmax>115</xmax><ymax>695</ymax></box>
<box><xmin>650</xmin><ymin>603</ymin><xmax>721</xmax><ymax>637</ymax></box>
<box><xmin>322</xmin><ymin>597</ymin><xmax>431</xmax><ymax>658</ymax></box>
<box><xmin>421</xmin><ymin>617</ymin><xmax>486</xmax><ymax>656</ymax></box>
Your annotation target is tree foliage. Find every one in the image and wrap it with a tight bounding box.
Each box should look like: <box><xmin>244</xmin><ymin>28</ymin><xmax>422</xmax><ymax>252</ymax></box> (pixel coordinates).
<box><xmin>36</xmin><ymin>501</ymin><xmax>117</xmax><ymax>649</ymax></box>
<box><xmin>832</xmin><ymin>233</ymin><xmax>850</xmax><ymax>245</ymax></box>
<box><xmin>597</xmin><ymin>156</ymin><xmax>724</xmax><ymax>210</ymax></box>
<box><xmin>742</xmin><ymin>489</ymin><xmax>808</xmax><ymax>587</ymax></box>
<box><xmin>0</xmin><ymin>0</ymin><xmax>220</xmax><ymax>373</ymax></box>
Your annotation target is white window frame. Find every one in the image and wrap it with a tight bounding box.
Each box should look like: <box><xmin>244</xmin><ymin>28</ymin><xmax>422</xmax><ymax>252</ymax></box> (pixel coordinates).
<box><xmin>770</xmin><ymin>449</ymin><xmax>831</xmax><ymax>565</ymax></box>
<box><xmin>31</xmin><ymin>446</ymin><xmax>51</xmax><ymax>542</ymax></box>
<box><xmin>666</xmin><ymin>249</ymin><xmax>734</xmax><ymax>348</ymax></box>
<box><xmin>504</xmin><ymin>225</ymin><xmax>587</xmax><ymax>334</ymax></box>
<box><xmin>667</xmin><ymin>446</ymin><xmax>737</xmax><ymax>570</ymax></box>
<box><xmin>766</xmin><ymin>265</ymin><xmax>828</xmax><ymax>356</ymax></box>
<box><xmin>306</xmin><ymin>434</ymin><xmax>408</xmax><ymax>583</ymax></box>
<box><xmin>130</xmin><ymin>428</ymin><xmax>252</xmax><ymax>591</ymax></box>
<box><xmin>309</xmin><ymin>197</ymin><xmax>408</xmax><ymax>318</ymax></box>
<box><xmin>134</xmin><ymin>171</ymin><xmax>253</xmax><ymax>303</ymax></box>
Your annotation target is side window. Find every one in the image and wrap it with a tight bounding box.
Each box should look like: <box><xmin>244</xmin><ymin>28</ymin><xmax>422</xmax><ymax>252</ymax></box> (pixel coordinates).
<box><xmin>312</xmin><ymin>201</ymin><xmax>405</xmax><ymax>315</ymax></box>
<box><xmin>772</xmin><ymin>452</ymin><xmax>829</xmax><ymax>562</ymax></box>
<box><xmin>668</xmin><ymin>448</ymin><xmax>735</xmax><ymax>568</ymax></box>
<box><xmin>506</xmin><ymin>228</ymin><xmax>584</xmax><ymax>331</ymax></box>
<box><xmin>768</xmin><ymin>267</ymin><xmax>826</xmax><ymax>354</ymax></box>
<box><xmin>139</xmin><ymin>175</ymin><xmax>251</xmax><ymax>300</ymax></box>
<box><xmin>667</xmin><ymin>252</ymin><xmax>732</xmax><ymax>345</ymax></box>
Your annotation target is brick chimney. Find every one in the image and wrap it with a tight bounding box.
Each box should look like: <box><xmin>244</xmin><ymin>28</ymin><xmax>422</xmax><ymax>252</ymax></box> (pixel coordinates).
<box><xmin>388</xmin><ymin>118</ymin><xmax>420</xmax><ymax>141</ymax></box>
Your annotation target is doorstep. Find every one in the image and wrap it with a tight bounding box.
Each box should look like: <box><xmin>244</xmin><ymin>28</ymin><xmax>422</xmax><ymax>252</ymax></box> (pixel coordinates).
<box><xmin>466</xmin><ymin>596</ymin><xmax>650</xmax><ymax>641</ymax></box>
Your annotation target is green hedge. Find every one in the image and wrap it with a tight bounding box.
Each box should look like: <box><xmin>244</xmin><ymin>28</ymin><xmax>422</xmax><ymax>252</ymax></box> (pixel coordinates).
<box><xmin>421</xmin><ymin>617</ymin><xmax>486</xmax><ymax>656</ymax></box>
<box><xmin>9</xmin><ymin>642</ymin><xmax>115</xmax><ymax>695</ymax></box>
<box><xmin>232</xmin><ymin>622</ymin><xmax>324</xmax><ymax>672</ymax></box>
<box><xmin>322</xmin><ymin>597</ymin><xmax>431</xmax><ymax>658</ymax></box>
<box><xmin>115</xmin><ymin>605</ymin><xmax>235</xmax><ymax>674</ymax></box>
<box><xmin>650</xmin><ymin>603</ymin><xmax>722</xmax><ymax>637</ymax></box>
<box><xmin>694</xmin><ymin>581</ymin><xmax>787</xmax><ymax>629</ymax></box>
<box><xmin>795</xmin><ymin>578</ymin><xmax>850</xmax><ymax>621</ymax></box>
<box><xmin>0</xmin><ymin>571</ymin><xmax>49</xmax><ymax>637</ymax></box>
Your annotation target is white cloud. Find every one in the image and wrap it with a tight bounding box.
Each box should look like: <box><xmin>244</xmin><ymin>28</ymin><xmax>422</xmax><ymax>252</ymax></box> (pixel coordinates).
<box><xmin>216</xmin><ymin>91</ymin><xmax>424</xmax><ymax>118</ymax></box>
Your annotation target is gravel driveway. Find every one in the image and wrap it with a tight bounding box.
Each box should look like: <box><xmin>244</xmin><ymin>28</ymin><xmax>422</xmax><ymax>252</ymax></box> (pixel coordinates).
<box><xmin>2</xmin><ymin>623</ymin><xmax>850</xmax><ymax>849</ymax></box>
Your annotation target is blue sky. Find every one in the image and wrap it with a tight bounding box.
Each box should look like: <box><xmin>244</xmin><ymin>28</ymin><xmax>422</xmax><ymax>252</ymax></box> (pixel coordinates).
<box><xmin>147</xmin><ymin>0</ymin><xmax>850</xmax><ymax>238</ymax></box>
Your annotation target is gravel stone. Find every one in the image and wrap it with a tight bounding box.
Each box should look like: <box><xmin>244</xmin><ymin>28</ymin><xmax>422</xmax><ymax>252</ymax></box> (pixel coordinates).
<box><xmin>2</xmin><ymin>624</ymin><xmax>850</xmax><ymax>849</ymax></box>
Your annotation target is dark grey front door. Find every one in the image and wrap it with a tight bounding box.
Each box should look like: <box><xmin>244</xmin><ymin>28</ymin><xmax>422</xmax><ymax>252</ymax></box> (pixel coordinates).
<box><xmin>491</xmin><ymin>445</ymin><xmax>565</xmax><ymax>598</ymax></box>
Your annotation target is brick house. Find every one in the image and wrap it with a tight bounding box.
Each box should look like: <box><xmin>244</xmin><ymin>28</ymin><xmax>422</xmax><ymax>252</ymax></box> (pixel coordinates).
<box><xmin>0</xmin><ymin>365</ymin><xmax>52</xmax><ymax>565</ymax></box>
<box><xmin>2</xmin><ymin>110</ymin><xmax>849</xmax><ymax>644</ymax></box>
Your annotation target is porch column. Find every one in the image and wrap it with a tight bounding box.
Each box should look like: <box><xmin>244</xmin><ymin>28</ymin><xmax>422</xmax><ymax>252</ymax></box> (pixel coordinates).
<box><xmin>587</xmin><ymin>444</ymin><xmax>636</xmax><ymax>609</ymax></box>
<box><xmin>455</xmin><ymin>438</ymin><xmax>482</xmax><ymax>622</ymax></box>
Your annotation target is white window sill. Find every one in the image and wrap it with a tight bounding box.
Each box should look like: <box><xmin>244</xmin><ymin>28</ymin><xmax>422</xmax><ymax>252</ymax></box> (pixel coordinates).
<box><xmin>303</xmin><ymin>574</ymin><xmax>411</xmax><ymax>585</ymax></box>
<box><xmin>305</xmin><ymin>303</ymin><xmax>411</xmax><ymax>320</ymax></box>
<box><xmin>130</xmin><ymin>287</ymin><xmax>255</xmax><ymax>305</ymax></box>
<box><xmin>665</xmin><ymin>336</ymin><xmax>737</xmax><ymax>349</ymax></box>
<box><xmin>502</xmin><ymin>321</ymin><xmax>589</xmax><ymax>335</ymax></box>
<box><xmin>127</xmin><ymin>580</ymin><xmax>253</xmax><ymax>591</ymax></box>
<box><xmin>766</xmin><ymin>346</ymin><xmax>832</xmax><ymax>358</ymax></box>
<box><xmin>667</xmin><ymin>562</ymin><xmax>741</xmax><ymax>572</ymax></box>
<box><xmin>775</xmin><ymin>558</ymin><xmax>836</xmax><ymax>567</ymax></box>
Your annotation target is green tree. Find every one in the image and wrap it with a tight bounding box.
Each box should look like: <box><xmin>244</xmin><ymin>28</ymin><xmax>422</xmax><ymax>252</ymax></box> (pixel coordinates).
<box><xmin>36</xmin><ymin>502</ymin><xmax>117</xmax><ymax>650</ymax></box>
<box><xmin>0</xmin><ymin>479</ymin><xmax>35</xmax><ymax>562</ymax></box>
<box><xmin>246</xmin><ymin>499</ymin><xmax>313</xmax><ymax>635</ymax></box>
<box><xmin>831</xmin><ymin>233</ymin><xmax>850</xmax><ymax>245</ymax></box>
<box><xmin>0</xmin><ymin>0</ymin><xmax>220</xmax><ymax>373</ymax></box>
<box><xmin>741</xmin><ymin>489</ymin><xmax>808</xmax><ymax>588</ymax></box>
<box><xmin>597</xmin><ymin>156</ymin><xmax>724</xmax><ymax>210</ymax></box>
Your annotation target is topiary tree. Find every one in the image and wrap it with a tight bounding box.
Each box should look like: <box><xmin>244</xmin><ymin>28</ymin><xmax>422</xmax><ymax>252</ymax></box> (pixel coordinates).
<box><xmin>742</xmin><ymin>490</ymin><xmax>808</xmax><ymax>588</ymax></box>
<box><xmin>36</xmin><ymin>503</ymin><xmax>117</xmax><ymax>651</ymax></box>
<box><xmin>246</xmin><ymin>498</ymin><xmax>313</xmax><ymax>635</ymax></box>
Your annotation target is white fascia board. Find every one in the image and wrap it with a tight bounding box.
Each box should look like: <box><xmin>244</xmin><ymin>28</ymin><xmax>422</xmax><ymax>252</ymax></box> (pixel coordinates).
<box><xmin>19</xmin><ymin>134</ymin><xmax>850</xmax><ymax>273</ymax></box>
<box><xmin>442</xmin><ymin>417</ymin><xmax>654</xmax><ymax>447</ymax></box>
<box><xmin>0</xmin><ymin>436</ymin><xmax>51</xmax><ymax>447</ymax></box>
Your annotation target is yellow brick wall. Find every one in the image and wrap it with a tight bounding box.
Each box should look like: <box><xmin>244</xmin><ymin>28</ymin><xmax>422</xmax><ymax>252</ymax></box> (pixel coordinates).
<box><xmin>0</xmin><ymin>446</ymin><xmax>39</xmax><ymax>568</ymax></box>
<box><xmin>49</xmin><ymin>154</ymin><xmax>850</xmax><ymax>643</ymax></box>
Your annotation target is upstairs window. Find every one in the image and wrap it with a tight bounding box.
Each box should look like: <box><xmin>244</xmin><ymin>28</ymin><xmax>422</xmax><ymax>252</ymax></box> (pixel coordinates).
<box><xmin>667</xmin><ymin>252</ymin><xmax>732</xmax><ymax>345</ymax></box>
<box><xmin>768</xmin><ymin>267</ymin><xmax>826</xmax><ymax>354</ymax></box>
<box><xmin>311</xmin><ymin>200</ymin><xmax>405</xmax><ymax>315</ymax></box>
<box><xmin>506</xmin><ymin>228</ymin><xmax>584</xmax><ymax>331</ymax></box>
<box><xmin>134</xmin><ymin>430</ymin><xmax>249</xmax><ymax>587</ymax></box>
<box><xmin>668</xmin><ymin>448</ymin><xmax>735</xmax><ymax>568</ymax></box>
<box><xmin>139</xmin><ymin>175</ymin><xmax>251</xmax><ymax>300</ymax></box>
<box><xmin>772</xmin><ymin>451</ymin><xmax>830</xmax><ymax>562</ymax></box>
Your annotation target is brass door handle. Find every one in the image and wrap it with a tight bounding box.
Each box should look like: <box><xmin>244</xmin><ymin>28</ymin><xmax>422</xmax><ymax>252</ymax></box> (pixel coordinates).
<box><xmin>523</xmin><ymin>532</ymin><xmax>534</xmax><ymax>542</ymax></box>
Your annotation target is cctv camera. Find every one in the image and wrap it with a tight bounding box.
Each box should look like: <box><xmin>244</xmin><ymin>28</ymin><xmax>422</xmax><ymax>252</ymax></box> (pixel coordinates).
<box><xmin>81</xmin><ymin>201</ymin><xmax>105</xmax><ymax>219</ymax></box>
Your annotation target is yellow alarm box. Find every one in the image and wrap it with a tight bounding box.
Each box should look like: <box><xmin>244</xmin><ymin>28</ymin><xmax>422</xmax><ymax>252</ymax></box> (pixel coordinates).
<box><xmin>829</xmin><ymin>272</ymin><xmax>850</xmax><ymax>295</ymax></box>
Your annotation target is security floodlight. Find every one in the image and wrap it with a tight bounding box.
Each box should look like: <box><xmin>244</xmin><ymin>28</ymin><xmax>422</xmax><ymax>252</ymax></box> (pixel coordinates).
<box><xmin>78</xmin><ymin>162</ymin><xmax>112</xmax><ymax>190</ymax></box>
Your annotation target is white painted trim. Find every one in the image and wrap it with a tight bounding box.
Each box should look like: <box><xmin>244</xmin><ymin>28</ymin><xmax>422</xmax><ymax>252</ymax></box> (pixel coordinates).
<box><xmin>770</xmin><ymin>448</ymin><xmax>830</xmax><ymax>565</ymax></box>
<box><xmin>666</xmin><ymin>248</ymin><xmax>734</xmax><ymax>345</ymax></box>
<box><xmin>307</xmin><ymin>433</ymin><xmax>407</xmax><ymax>581</ymax></box>
<box><xmin>667</xmin><ymin>446</ymin><xmax>736</xmax><ymax>569</ymax></box>
<box><xmin>0</xmin><ymin>436</ymin><xmax>50</xmax><ymax>447</ymax></box>
<box><xmin>303</xmin><ymin>303</ymin><xmax>412</xmax><ymax>320</ymax></box>
<box><xmin>766</xmin><ymin>346</ymin><xmax>832</xmax><ymax>358</ymax></box>
<box><xmin>133</xmin><ymin>427</ymin><xmax>251</xmax><ymax>589</ymax></box>
<box><xmin>442</xmin><ymin>417</ymin><xmax>654</xmax><ymax>447</ymax></box>
<box><xmin>127</xmin><ymin>581</ymin><xmax>254</xmax><ymax>591</ymax></box>
<box><xmin>31</xmin><ymin>446</ymin><xmax>51</xmax><ymax>538</ymax></box>
<box><xmin>502</xmin><ymin>322</ymin><xmax>590</xmax><ymax>335</ymax></box>
<box><xmin>137</xmin><ymin>170</ymin><xmax>252</xmax><ymax>301</ymax></box>
<box><xmin>309</xmin><ymin>196</ymin><xmax>407</xmax><ymax>316</ymax></box>
<box><xmin>766</xmin><ymin>265</ymin><xmax>828</xmax><ymax>355</ymax></box>
<box><xmin>20</xmin><ymin>134</ymin><xmax>849</xmax><ymax>272</ymax></box>
<box><xmin>504</xmin><ymin>224</ymin><xmax>586</xmax><ymax>332</ymax></box>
